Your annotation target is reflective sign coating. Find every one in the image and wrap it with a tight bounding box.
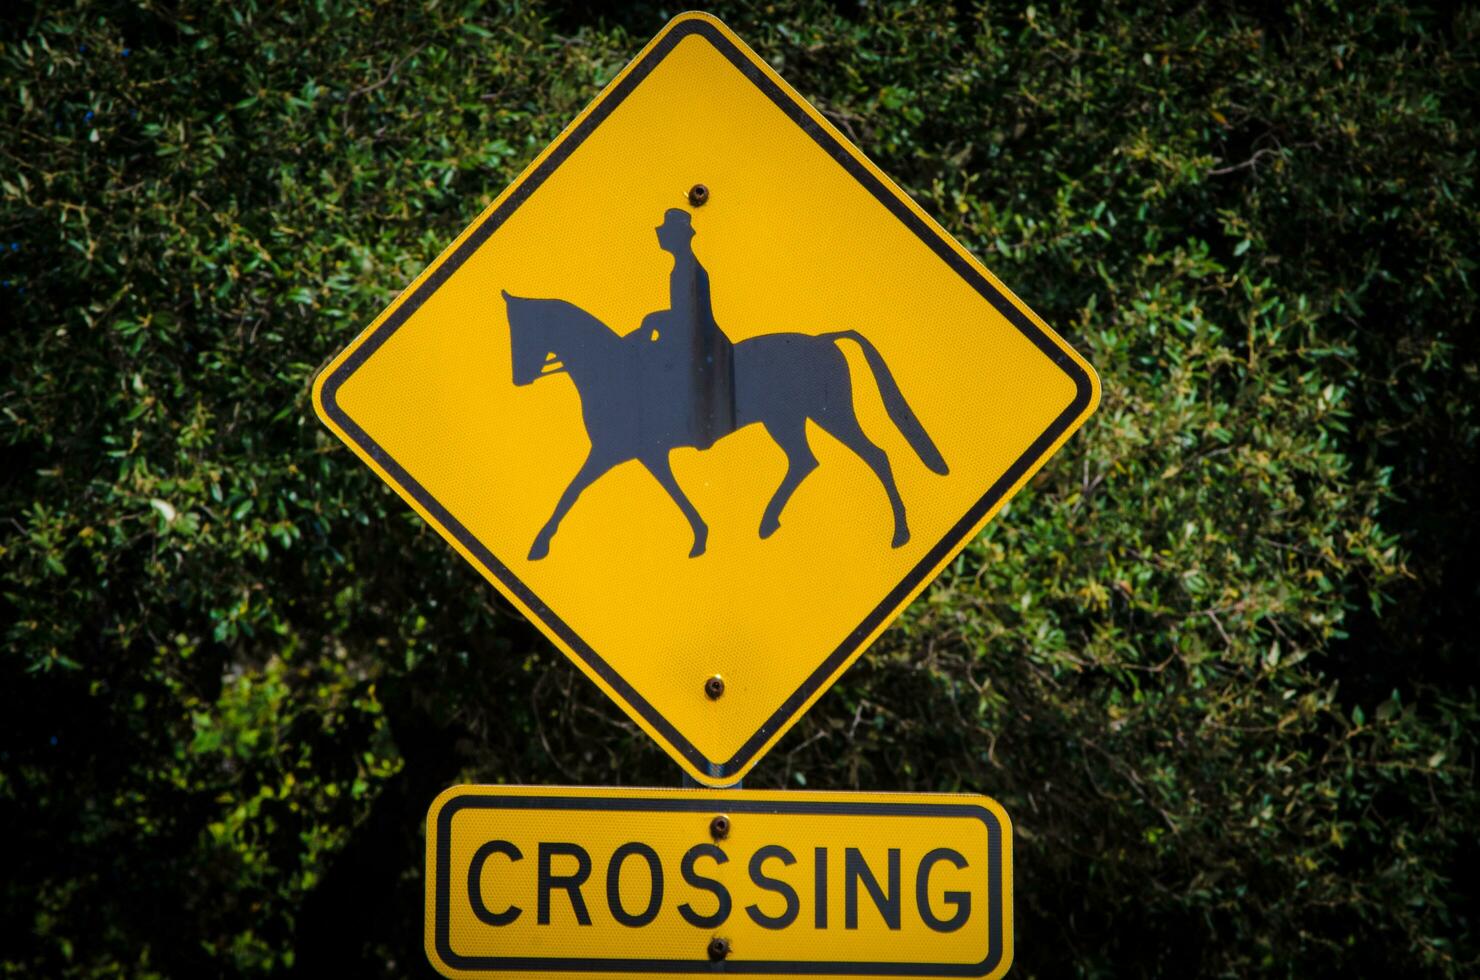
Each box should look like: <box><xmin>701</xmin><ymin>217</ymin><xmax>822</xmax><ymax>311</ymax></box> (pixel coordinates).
<box><xmin>313</xmin><ymin>12</ymin><xmax>1099</xmax><ymax>786</ymax></box>
<box><xmin>425</xmin><ymin>786</ymin><xmax>1013</xmax><ymax>978</ymax></box>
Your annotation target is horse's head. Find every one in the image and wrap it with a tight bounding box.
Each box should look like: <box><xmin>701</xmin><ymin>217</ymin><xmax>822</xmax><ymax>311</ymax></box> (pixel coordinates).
<box><xmin>503</xmin><ymin>291</ymin><xmax>616</xmax><ymax>387</ymax></box>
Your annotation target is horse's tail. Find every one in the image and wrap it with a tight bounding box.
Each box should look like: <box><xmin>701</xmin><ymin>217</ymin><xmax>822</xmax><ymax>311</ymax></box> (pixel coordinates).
<box><xmin>823</xmin><ymin>331</ymin><xmax>949</xmax><ymax>475</ymax></box>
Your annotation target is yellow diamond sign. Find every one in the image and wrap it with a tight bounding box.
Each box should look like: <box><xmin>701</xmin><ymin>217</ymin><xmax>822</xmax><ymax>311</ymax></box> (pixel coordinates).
<box><xmin>313</xmin><ymin>12</ymin><xmax>1098</xmax><ymax>786</ymax></box>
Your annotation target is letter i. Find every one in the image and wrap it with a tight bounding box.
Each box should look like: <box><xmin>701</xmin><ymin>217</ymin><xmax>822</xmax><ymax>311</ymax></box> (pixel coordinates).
<box><xmin>814</xmin><ymin>847</ymin><xmax>828</xmax><ymax>929</ymax></box>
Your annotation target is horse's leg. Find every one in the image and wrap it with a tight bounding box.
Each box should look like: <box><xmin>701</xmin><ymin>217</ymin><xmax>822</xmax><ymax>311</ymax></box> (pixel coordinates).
<box><xmin>528</xmin><ymin>450</ymin><xmax>616</xmax><ymax>560</ymax></box>
<box><xmin>813</xmin><ymin>406</ymin><xmax>910</xmax><ymax>548</ymax></box>
<box><xmin>758</xmin><ymin>419</ymin><xmax>818</xmax><ymax>540</ymax></box>
<box><xmin>641</xmin><ymin>453</ymin><xmax>709</xmax><ymax>558</ymax></box>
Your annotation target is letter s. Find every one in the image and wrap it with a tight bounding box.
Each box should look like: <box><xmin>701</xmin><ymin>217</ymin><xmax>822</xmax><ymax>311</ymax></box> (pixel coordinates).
<box><xmin>677</xmin><ymin>843</ymin><xmax>731</xmax><ymax>928</ymax></box>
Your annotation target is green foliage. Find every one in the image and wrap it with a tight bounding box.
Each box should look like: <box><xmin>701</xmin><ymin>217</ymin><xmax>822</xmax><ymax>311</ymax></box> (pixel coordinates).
<box><xmin>2</xmin><ymin>1</ymin><xmax>1476</xmax><ymax>977</ymax></box>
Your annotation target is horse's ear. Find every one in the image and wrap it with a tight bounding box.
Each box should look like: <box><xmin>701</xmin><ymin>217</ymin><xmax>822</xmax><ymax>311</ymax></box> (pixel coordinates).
<box><xmin>501</xmin><ymin>289</ymin><xmax>513</xmax><ymax>302</ymax></box>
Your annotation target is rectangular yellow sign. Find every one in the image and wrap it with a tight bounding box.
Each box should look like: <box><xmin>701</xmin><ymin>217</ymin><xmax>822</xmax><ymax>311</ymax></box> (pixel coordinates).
<box><xmin>425</xmin><ymin>786</ymin><xmax>1011</xmax><ymax>978</ymax></box>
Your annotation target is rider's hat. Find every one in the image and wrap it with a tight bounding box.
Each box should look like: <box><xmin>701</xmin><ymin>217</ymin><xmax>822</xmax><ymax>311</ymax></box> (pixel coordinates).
<box><xmin>657</xmin><ymin>208</ymin><xmax>695</xmax><ymax>238</ymax></box>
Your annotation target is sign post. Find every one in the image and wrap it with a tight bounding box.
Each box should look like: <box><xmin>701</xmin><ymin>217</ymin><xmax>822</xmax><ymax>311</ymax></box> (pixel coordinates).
<box><xmin>314</xmin><ymin>12</ymin><xmax>1095</xmax><ymax>977</ymax></box>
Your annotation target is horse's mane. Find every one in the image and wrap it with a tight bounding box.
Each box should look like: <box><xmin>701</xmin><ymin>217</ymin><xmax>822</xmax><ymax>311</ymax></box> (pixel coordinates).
<box><xmin>504</xmin><ymin>291</ymin><xmax>620</xmax><ymax>337</ymax></box>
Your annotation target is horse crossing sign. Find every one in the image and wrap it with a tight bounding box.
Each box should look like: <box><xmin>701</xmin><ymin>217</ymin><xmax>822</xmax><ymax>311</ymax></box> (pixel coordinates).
<box><xmin>313</xmin><ymin>13</ymin><xmax>1098</xmax><ymax>789</ymax></box>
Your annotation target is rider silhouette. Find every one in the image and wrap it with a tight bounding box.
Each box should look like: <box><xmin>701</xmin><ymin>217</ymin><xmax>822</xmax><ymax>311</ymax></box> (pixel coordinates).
<box><xmin>630</xmin><ymin>208</ymin><xmax>735</xmax><ymax>449</ymax></box>
<box><xmin>504</xmin><ymin>206</ymin><xmax>950</xmax><ymax>560</ymax></box>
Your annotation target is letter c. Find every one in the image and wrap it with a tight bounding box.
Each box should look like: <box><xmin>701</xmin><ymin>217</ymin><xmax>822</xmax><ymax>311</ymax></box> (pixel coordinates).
<box><xmin>468</xmin><ymin>840</ymin><xmax>523</xmax><ymax>926</ymax></box>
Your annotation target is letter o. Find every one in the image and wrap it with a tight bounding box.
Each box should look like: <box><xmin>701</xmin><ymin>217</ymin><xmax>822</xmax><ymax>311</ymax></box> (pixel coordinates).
<box><xmin>606</xmin><ymin>842</ymin><xmax>664</xmax><ymax>927</ymax></box>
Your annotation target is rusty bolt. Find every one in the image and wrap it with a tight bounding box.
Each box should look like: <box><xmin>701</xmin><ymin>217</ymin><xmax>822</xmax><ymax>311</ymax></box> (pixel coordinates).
<box><xmin>704</xmin><ymin>674</ymin><xmax>725</xmax><ymax>700</ymax></box>
<box><xmin>710</xmin><ymin>814</ymin><xmax>730</xmax><ymax>840</ymax></box>
<box><xmin>707</xmin><ymin>936</ymin><xmax>731</xmax><ymax>961</ymax></box>
<box><xmin>688</xmin><ymin>183</ymin><xmax>710</xmax><ymax>207</ymax></box>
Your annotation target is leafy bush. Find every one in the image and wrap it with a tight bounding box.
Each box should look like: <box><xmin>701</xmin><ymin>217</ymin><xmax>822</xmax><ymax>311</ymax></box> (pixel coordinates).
<box><xmin>2</xmin><ymin>1</ymin><xmax>1475</xmax><ymax>976</ymax></box>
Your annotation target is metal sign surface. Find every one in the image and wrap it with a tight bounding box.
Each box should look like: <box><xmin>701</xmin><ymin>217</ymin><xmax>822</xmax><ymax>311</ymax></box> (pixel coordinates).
<box><xmin>425</xmin><ymin>785</ymin><xmax>1012</xmax><ymax>978</ymax></box>
<box><xmin>313</xmin><ymin>12</ymin><xmax>1099</xmax><ymax>786</ymax></box>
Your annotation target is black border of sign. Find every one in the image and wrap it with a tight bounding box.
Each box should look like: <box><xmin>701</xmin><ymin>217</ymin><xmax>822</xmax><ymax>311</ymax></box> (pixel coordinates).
<box><xmin>433</xmin><ymin>793</ymin><xmax>1006</xmax><ymax>975</ymax></box>
<box><xmin>318</xmin><ymin>18</ymin><xmax>1095</xmax><ymax>780</ymax></box>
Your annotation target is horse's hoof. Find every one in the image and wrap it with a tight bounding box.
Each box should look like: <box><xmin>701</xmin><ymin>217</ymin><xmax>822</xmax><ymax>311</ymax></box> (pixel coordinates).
<box><xmin>891</xmin><ymin>525</ymin><xmax>910</xmax><ymax>548</ymax></box>
<box><xmin>528</xmin><ymin>538</ymin><xmax>550</xmax><ymax>561</ymax></box>
<box><xmin>689</xmin><ymin>529</ymin><xmax>709</xmax><ymax>558</ymax></box>
<box><xmin>758</xmin><ymin>516</ymin><xmax>780</xmax><ymax>539</ymax></box>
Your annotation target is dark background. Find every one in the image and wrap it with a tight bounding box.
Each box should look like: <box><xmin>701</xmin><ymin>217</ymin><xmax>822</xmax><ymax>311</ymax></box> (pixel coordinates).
<box><xmin>3</xmin><ymin>1</ymin><xmax>1476</xmax><ymax>976</ymax></box>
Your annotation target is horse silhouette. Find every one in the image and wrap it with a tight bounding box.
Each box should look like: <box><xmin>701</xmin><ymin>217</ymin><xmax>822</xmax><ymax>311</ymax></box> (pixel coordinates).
<box><xmin>503</xmin><ymin>214</ymin><xmax>947</xmax><ymax>560</ymax></box>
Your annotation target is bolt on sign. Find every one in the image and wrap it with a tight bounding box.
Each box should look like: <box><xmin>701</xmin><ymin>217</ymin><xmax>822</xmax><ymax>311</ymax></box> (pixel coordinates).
<box><xmin>312</xmin><ymin>11</ymin><xmax>1099</xmax><ymax>788</ymax></box>
<box><xmin>426</xmin><ymin>786</ymin><xmax>1012</xmax><ymax>978</ymax></box>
